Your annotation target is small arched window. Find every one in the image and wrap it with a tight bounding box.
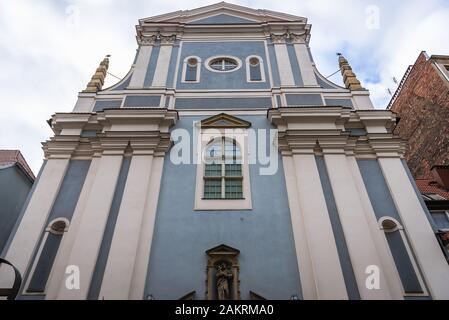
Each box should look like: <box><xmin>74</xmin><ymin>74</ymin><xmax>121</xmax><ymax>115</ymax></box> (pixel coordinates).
<box><xmin>204</xmin><ymin>138</ymin><xmax>243</xmax><ymax>199</ymax></box>
<box><xmin>27</xmin><ymin>218</ymin><xmax>69</xmax><ymax>293</ymax></box>
<box><xmin>246</xmin><ymin>56</ymin><xmax>265</xmax><ymax>82</ymax></box>
<box><xmin>379</xmin><ymin>217</ymin><xmax>426</xmax><ymax>296</ymax></box>
<box><xmin>183</xmin><ymin>56</ymin><xmax>201</xmax><ymax>83</ymax></box>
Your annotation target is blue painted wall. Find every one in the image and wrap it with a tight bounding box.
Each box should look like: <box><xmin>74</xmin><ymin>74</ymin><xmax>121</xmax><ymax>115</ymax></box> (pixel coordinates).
<box><xmin>176</xmin><ymin>41</ymin><xmax>270</xmax><ymax>90</ymax></box>
<box><xmin>145</xmin><ymin>115</ymin><xmax>302</xmax><ymax>300</ymax></box>
<box><xmin>0</xmin><ymin>165</ymin><xmax>33</xmax><ymax>256</ymax></box>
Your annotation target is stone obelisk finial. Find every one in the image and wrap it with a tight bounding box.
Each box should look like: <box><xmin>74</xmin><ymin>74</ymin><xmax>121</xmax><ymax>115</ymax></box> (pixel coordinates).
<box><xmin>337</xmin><ymin>53</ymin><xmax>364</xmax><ymax>91</ymax></box>
<box><xmin>82</xmin><ymin>55</ymin><xmax>110</xmax><ymax>93</ymax></box>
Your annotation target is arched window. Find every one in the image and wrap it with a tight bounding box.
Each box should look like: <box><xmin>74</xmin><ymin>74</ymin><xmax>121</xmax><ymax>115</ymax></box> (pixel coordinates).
<box><xmin>379</xmin><ymin>217</ymin><xmax>426</xmax><ymax>296</ymax></box>
<box><xmin>245</xmin><ymin>56</ymin><xmax>265</xmax><ymax>82</ymax></box>
<box><xmin>27</xmin><ymin>218</ymin><xmax>69</xmax><ymax>293</ymax></box>
<box><xmin>204</xmin><ymin>138</ymin><xmax>243</xmax><ymax>199</ymax></box>
<box><xmin>182</xmin><ymin>56</ymin><xmax>201</xmax><ymax>83</ymax></box>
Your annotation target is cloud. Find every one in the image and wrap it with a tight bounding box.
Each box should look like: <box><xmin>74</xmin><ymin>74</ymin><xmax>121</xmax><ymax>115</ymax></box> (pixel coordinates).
<box><xmin>0</xmin><ymin>0</ymin><xmax>448</xmax><ymax>173</ymax></box>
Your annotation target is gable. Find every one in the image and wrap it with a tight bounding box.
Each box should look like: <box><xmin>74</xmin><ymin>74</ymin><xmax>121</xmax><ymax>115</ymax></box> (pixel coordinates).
<box><xmin>140</xmin><ymin>2</ymin><xmax>305</xmax><ymax>24</ymax></box>
<box><xmin>188</xmin><ymin>13</ymin><xmax>259</xmax><ymax>25</ymax></box>
<box><xmin>206</xmin><ymin>244</ymin><xmax>240</xmax><ymax>256</ymax></box>
<box><xmin>200</xmin><ymin>113</ymin><xmax>251</xmax><ymax>128</ymax></box>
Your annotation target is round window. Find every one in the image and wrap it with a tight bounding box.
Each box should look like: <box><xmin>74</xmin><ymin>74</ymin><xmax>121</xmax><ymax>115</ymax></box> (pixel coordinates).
<box><xmin>249</xmin><ymin>57</ymin><xmax>260</xmax><ymax>66</ymax></box>
<box><xmin>209</xmin><ymin>58</ymin><xmax>238</xmax><ymax>71</ymax></box>
<box><xmin>187</xmin><ymin>58</ymin><xmax>198</xmax><ymax>67</ymax></box>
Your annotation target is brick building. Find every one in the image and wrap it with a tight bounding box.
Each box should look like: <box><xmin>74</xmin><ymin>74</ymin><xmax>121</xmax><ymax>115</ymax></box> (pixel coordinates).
<box><xmin>389</xmin><ymin>52</ymin><xmax>449</xmax><ymax>179</ymax></box>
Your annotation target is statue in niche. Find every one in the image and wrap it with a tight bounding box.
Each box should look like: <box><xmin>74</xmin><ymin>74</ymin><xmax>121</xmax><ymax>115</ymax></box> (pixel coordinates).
<box><xmin>216</xmin><ymin>262</ymin><xmax>233</xmax><ymax>300</ymax></box>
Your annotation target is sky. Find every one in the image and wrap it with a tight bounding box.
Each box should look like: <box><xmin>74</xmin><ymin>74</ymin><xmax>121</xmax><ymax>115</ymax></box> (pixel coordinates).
<box><xmin>0</xmin><ymin>0</ymin><xmax>448</xmax><ymax>174</ymax></box>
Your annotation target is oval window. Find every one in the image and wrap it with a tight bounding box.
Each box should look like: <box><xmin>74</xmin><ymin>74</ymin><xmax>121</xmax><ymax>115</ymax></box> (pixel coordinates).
<box><xmin>209</xmin><ymin>58</ymin><xmax>238</xmax><ymax>71</ymax></box>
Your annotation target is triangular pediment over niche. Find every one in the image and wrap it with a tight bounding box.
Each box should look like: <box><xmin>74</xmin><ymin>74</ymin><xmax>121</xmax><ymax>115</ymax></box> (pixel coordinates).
<box><xmin>201</xmin><ymin>113</ymin><xmax>251</xmax><ymax>129</ymax></box>
<box><xmin>140</xmin><ymin>2</ymin><xmax>306</xmax><ymax>25</ymax></box>
<box><xmin>206</xmin><ymin>244</ymin><xmax>240</xmax><ymax>257</ymax></box>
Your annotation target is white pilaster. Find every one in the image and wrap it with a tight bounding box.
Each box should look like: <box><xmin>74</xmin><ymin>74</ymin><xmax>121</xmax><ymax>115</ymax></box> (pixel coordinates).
<box><xmin>282</xmin><ymin>156</ymin><xmax>317</xmax><ymax>300</ymax></box>
<box><xmin>129</xmin><ymin>156</ymin><xmax>164</xmax><ymax>299</ymax></box>
<box><xmin>99</xmin><ymin>154</ymin><xmax>155</xmax><ymax>299</ymax></box>
<box><xmin>128</xmin><ymin>45</ymin><xmax>153</xmax><ymax>88</ymax></box>
<box><xmin>56</xmin><ymin>155</ymin><xmax>123</xmax><ymax>299</ymax></box>
<box><xmin>0</xmin><ymin>159</ymin><xmax>69</xmax><ymax>290</ymax></box>
<box><xmin>292</xmin><ymin>41</ymin><xmax>318</xmax><ymax>87</ymax></box>
<box><xmin>272</xmin><ymin>41</ymin><xmax>295</xmax><ymax>87</ymax></box>
<box><xmin>292</xmin><ymin>153</ymin><xmax>348</xmax><ymax>300</ymax></box>
<box><xmin>378</xmin><ymin>158</ymin><xmax>449</xmax><ymax>299</ymax></box>
<box><xmin>45</xmin><ymin>157</ymin><xmax>101</xmax><ymax>299</ymax></box>
<box><xmin>151</xmin><ymin>44</ymin><xmax>173</xmax><ymax>87</ymax></box>
<box><xmin>324</xmin><ymin>152</ymin><xmax>391</xmax><ymax>299</ymax></box>
<box><xmin>346</xmin><ymin>156</ymin><xmax>404</xmax><ymax>299</ymax></box>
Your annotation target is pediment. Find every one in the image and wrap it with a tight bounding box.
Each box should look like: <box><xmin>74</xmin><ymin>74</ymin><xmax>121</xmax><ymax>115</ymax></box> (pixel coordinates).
<box><xmin>140</xmin><ymin>2</ymin><xmax>306</xmax><ymax>25</ymax></box>
<box><xmin>200</xmin><ymin>113</ymin><xmax>251</xmax><ymax>129</ymax></box>
<box><xmin>206</xmin><ymin>244</ymin><xmax>240</xmax><ymax>257</ymax></box>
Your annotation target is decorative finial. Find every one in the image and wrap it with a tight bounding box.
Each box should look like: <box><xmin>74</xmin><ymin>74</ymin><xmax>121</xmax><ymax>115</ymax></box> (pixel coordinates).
<box><xmin>338</xmin><ymin>54</ymin><xmax>364</xmax><ymax>91</ymax></box>
<box><xmin>82</xmin><ymin>55</ymin><xmax>110</xmax><ymax>93</ymax></box>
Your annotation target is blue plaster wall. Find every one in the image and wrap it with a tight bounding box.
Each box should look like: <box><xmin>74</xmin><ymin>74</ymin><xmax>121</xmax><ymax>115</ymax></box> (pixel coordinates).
<box><xmin>175</xmin><ymin>97</ymin><xmax>272</xmax><ymax>109</ymax></box>
<box><xmin>93</xmin><ymin>100</ymin><xmax>122</xmax><ymax>112</ymax></box>
<box><xmin>285</xmin><ymin>94</ymin><xmax>323</xmax><ymax>106</ymax></box>
<box><xmin>176</xmin><ymin>41</ymin><xmax>270</xmax><ymax>90</ymax></box>
<box><xmin>0</xmin><ymin>165</ymin><xmax>34</xmax><ymax>255</ymax></box>
<box><xmin>189</xmin><ymin>14</ymin><xmax>258</xmax><ymax>25</ymax></box>
<box><xmin>145</xmin><ymin>115</ymin><xmax>302</xmax><ymax>300</ymax></box>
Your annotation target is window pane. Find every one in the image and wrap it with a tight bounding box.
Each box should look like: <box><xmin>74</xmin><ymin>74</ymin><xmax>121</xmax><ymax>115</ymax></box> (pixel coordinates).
<box><xmin>204</xmin><ymin>179</ymin><xmax>222</xmax><ymax>199</ymax></box>
<box><xmin>209</xmin><ymin>58</ymin><xmax>237</xmax><ymax>71</ymax></box>
<box><xmin>205</xmin><ymin>164</ymin><xmax>222</xmax><ymax>177</ymax></box>
<box><xmin>185</xmin><ymin>65</ymin><xmax>197</xmax><ymax>81</ymax></box>
<box><xmin>206</xmin><ymin>142</ymin><xmax>222</xmax><ymax>158</ymax></box>
<box><xmin>225</xmin><ymin>164</ymin><xmax>242</xmax><ymax>176</ymax></box>
<box><xmin>224</xmin><ymin>141</ymin><xmax>241</xmax><ymax>157</ymax></box>
<box><xmin>225</xmin><ymin>179</ymin><xmax>243</xmax><ymax>199</ymax></box>
<box><xmin>250</xmin><ymin>64</ymin><xmax>262</xmax><ymax>81</ymax></box>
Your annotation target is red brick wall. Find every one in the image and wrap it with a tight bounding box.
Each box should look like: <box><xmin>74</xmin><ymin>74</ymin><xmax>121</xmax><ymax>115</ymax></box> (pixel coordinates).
<box><xmin>390</xmin><ymin>52</ymin><xmax>449</xmax><ymax>179</ymax></box>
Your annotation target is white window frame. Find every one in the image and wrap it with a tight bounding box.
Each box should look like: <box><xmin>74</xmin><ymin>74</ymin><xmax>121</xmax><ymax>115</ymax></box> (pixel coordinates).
<box><xmin>181</xmin><ymin>56</ymin><xmax>201</xmax><ymax>83</ymax></box>
<box><xmin>194</xmin><ymin>128</ymin><xmax>252</xmax><ymax>211</ymax></box>
<box><xmin>245</xmin><ymin>55</ymin><xmax>266</xmax><ymax>83</ymax></box>
<box><xmin>204</xmin><ymin>55</ymin><xmax>242</xmax><ymax>73</ymax></box>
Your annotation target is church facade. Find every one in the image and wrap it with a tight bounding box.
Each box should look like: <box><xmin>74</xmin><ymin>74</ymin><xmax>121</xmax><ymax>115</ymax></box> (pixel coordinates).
<box><xmin>1</xmin><ymin>2</ymin><xmax>449</xmax><ymax>300</ymax></box>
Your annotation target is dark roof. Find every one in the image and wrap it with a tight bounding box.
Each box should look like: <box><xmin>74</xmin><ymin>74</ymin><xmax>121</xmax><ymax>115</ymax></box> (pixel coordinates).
<box><xmin>0</xmin><ymin>150</ymin><xmax>35</xmax><ymax>182</ymax></box>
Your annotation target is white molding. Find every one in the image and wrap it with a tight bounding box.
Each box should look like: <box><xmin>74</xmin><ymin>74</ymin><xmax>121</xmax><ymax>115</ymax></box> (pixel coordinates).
<box><xmin>204</xmin><ymin>55</ymin><xmax>242</xmax><ymax>74</ymax></box>
<box><xmin>194</xmin><ymin>131</ymin><xmax>252</xmax><ymax>211</ymax></box>
<box><xmin>181</xmin><ymin>56</ymin><xmax>202</xmax><ymax>83</ymax></box>
<box><xmin>245</xmin><ymin>55</ymin><xmax>266</xmax><ymax>83</ymax></box>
